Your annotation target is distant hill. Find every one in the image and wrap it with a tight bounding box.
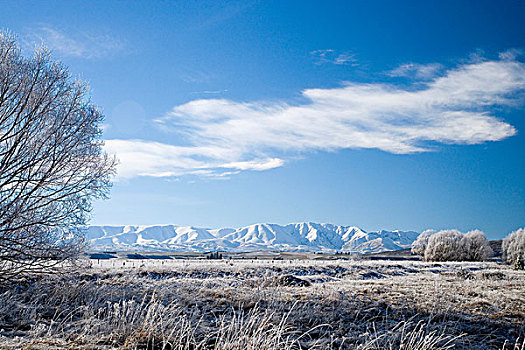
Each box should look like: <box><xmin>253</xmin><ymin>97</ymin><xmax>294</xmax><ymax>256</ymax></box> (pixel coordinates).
<box><xmin>490</xmin><ymin>240</ymin><xmax>503</xmax><ymax>257</ymax></box>
<box><xmin>85</xmin><ymin>222</ymin><xmax>420</xmax><ymax>254</ymax></box>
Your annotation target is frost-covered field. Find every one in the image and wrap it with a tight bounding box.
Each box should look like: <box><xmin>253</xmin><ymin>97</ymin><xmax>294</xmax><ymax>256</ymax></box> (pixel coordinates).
<box><xmin>1</xmin><ymin>258</ymin><xmax>524</xmax><ymax>349</ymax></box>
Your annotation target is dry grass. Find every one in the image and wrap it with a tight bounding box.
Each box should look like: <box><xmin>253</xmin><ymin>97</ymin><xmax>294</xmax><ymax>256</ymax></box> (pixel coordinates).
<box><xmin>0</xmin><ymin>258</ymin><xmax>523</xmax><ymax>349</ymax></box>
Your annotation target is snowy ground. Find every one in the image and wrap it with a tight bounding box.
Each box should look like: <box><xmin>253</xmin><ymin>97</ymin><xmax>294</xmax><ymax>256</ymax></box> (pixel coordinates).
<box><xmin>1</xmin><ymin>258</ymin><xmax>524</xmax><ymax>349</ymax></box>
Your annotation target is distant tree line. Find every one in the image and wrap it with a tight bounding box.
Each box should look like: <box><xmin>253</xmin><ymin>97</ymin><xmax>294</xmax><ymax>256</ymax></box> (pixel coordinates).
<box><xmin>206</xmin><ymin>252</ymin><xmax>223</xmax><ymax>260</ymax></box>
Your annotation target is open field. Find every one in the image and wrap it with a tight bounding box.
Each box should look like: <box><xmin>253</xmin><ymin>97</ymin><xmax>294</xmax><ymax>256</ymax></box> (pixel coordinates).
<box><xmin>1</xmin><ymin>257</ymin><xmax>524</xmax><ymax>349</ymax></box>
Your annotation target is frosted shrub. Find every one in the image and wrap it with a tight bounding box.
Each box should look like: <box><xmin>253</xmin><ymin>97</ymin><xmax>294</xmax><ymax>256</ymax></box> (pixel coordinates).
<box><xmin>411</xmin><ymin>230</ymin><xmax>436</xmax><ymax>256</ymax></box>
<box><xmin>424</xmin><ymin>230</ymin><xmax>464</xmax><ymax>262</ymax></box>
<box><xmin>423</xmin><ymin>229</ymin><xmax>492</xmax><ymax>262</ymax></box>
<box><xmin>502</xmin><ymin>228</ymin><xmax>525</xmax><ymax>269</ymax></box>
<box><xmin>461</xmin><ymin>230</ymin><xmax>493</xmax><ymax>261</ymax></box>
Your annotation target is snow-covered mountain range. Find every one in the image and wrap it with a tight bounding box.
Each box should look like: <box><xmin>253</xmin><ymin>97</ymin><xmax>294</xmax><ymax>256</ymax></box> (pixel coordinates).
<box><xmin>86</xmin><ymin>222</ymin><xmax>419</xmax><ymax>254</ymax></box>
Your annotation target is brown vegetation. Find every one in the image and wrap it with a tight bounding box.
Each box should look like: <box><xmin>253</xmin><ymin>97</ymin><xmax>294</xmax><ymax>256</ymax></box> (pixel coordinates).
<box><xmin>0</xmin><ymin>259</ymin><xmax>523</xmax><ymax>349</ymax></box>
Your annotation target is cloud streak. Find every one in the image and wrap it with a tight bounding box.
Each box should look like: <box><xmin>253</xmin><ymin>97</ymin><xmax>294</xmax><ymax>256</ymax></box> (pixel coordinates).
<box><xmin>107</xmin><ymin>56</ymin><xmax>525</xmax><ymax>179</ymax></box>
<box><xmin>310</xmin><ymin>49</ymin><xmax>358</xmax><ymax>66</ymax></box>
<box><xmin>104</xmin><ymin>140</ymin><xmax>283</xmax><ymax>179</ymax></box>
<box><xmin>24</xmin><ymin>25</ymin><xmax>126</xmax><ymax>59</ymax></box>
<box><xmin>388</xmin><ymin>62</ymin><xmax>444</xmax><ymax>79</ymax></box>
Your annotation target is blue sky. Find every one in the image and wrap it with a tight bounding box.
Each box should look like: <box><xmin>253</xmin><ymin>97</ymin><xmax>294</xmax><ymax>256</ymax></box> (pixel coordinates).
<box><xmin>2</xmin><ymin>0</ymin><xmax>524</xmax><ymax>238</ymax></box>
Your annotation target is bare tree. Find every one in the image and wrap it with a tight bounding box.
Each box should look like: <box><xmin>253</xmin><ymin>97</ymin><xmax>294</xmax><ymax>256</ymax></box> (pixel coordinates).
<box><xmin>0</xmin><ymin>32</ymin><xmax>116</xmax><ymax>281</ymax></box>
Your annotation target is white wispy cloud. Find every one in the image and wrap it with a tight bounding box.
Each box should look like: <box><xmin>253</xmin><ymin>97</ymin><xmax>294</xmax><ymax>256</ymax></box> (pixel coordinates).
<box><xmin>499</xmin><ymin>48</ymin><xmax>523</xmax><ymax>61</ymax></box>
<box><xmin>388</xmin><ymin>62</ymin><xmax>444</xmax><ymax>79</ymax></box>
<box><xmin>104</xmin><ymin>140</ymin><xmax>283</xmax><ymax>179</ymax></box>
<box><xmin>107</xmin><ymin>56</ymin><xmax>525</xmax><ymax>179</ymax></box>
<box><xmin>191</xmin><ymin>89</ymin><xmax>229</xmax><ymax>95</ymax></box>
<box><xmin>310</xmin><ymin>49</ymin><xmax>358</xmax><ymax>66</ymax></box>
<box><xmin>24</xmin><ymin>25</ymin><xmax>126</xmax><ymax>59</ymax></box>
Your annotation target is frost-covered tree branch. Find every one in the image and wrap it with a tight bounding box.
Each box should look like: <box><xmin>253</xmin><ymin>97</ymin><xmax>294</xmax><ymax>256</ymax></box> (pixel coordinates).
<box><xmin>0</xmin><ymin>32</ymin><xmax>116</xmax><ymax>281</ymax></box>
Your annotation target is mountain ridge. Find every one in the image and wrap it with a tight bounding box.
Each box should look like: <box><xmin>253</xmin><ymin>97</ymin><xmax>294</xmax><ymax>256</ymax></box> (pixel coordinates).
<box><xmin>85</xmin><ymin>222</ymin><xmax>420</xmax><ymax>254</ymax></box>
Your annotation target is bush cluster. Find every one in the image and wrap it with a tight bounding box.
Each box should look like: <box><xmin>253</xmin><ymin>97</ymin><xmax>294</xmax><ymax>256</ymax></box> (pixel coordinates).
<box><xmin>411</xmin><ymin>229</ymin><xmax>493</xmax><ymax>262</ymax></box>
